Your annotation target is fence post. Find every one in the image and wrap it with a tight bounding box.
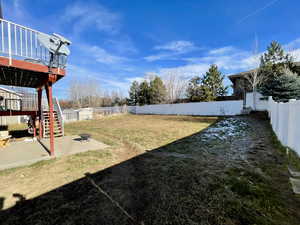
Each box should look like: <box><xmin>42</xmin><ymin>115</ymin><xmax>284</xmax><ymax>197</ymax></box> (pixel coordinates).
<box><xmin>268</xmin><ymin>96</ymin><xmax>272</xmax><ymax>118</ymax></box>
<box><xmin>274</xmin><ymin>102</ymin><xmax>279</xmax><ymax>138</ymax></box>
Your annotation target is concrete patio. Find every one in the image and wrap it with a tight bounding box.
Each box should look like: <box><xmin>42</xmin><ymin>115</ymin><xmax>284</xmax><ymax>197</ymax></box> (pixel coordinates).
<box><xmin>0</xmin><ymin>136</ymin><xmax>108</xmax><ymax>170</ymax></box>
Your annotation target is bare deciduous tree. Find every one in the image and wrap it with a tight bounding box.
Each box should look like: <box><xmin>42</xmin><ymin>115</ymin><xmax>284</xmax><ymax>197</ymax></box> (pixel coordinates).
<box><xmin>244</xmin><ymin>36</ymin><xmax>266</xmax><ymax>110</ymax></box>
<box><xmin>163</xmin><ymin>70</ymin><xmax>188</xmax><ymax>103</ymax></box>
<box><xmin>69</xmin><ymin>78</ymin><xmax>102</xmax><ymax>108</ymax></box>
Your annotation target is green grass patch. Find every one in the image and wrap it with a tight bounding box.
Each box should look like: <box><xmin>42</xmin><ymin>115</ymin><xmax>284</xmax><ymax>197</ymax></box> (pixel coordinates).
<box><xmin>28</xmin><ymin>158</ymin><xmax>57</xmax><ymax>168</ymax></box>
<box><xmin>269</xmin><ymin>124</ymin><xmax>300</xmax><ymax>171</ymax></box>
<box><xmin>224</xmin><ymin>168</ymin><xmax>288</xmax><ymax>225</ymax></box>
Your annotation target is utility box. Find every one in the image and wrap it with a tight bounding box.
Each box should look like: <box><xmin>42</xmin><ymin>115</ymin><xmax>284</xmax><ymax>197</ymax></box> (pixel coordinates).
<box><xmin>77</xmin><ymin>108</ymin><xmax>93</xmax><ymax>120</ymax></box>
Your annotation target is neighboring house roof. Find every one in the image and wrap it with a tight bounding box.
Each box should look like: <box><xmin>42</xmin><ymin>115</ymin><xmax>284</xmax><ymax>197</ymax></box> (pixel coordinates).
<box><xmin>0</xmin><ymin>87</ymin><xmax>23</xmax><ymax>97</ymax></box>
<box><xmin>228</xmin><ymin>61</ymin><xmax>300</xmax><ymax>83</ymax></box>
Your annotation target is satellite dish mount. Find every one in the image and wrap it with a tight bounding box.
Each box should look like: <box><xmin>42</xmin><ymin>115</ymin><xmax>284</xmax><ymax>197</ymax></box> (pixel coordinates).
<box><xmin>37</xmin><ymin>33</ymin><xmax>71</xmax><ymax>72</ymax></box>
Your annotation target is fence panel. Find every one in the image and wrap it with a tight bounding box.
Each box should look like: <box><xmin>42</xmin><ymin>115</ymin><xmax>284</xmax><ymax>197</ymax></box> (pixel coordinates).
<box><xmin>133</xmin><ymin>100</ymin><xmax>243</xmax><ymax>116</ymax></box>
<box><xmin>268</xmin><ymin>97</ymin><xmax>300</xmax><ymax>155</ymax></box>
<box><xmin>63</xmin><ymin>110</ymin><xmax>78</xmax><ymax>123</ymax></box>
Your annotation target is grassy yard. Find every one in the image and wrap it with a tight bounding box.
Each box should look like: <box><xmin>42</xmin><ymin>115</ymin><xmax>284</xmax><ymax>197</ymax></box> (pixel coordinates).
<box><xmin>0</xmin><ymin>115</ymin><xmax>217</xmax><ymax>211</ymax></box>
<box><xmin>1</xmin><ymin>114</ymin><xmax>300</xmax><ymax>225</ymax></box>
<box><xmin>64</xmin><ymin>114</ymin><xmax>217</xmax><ymax>149</ymax></box>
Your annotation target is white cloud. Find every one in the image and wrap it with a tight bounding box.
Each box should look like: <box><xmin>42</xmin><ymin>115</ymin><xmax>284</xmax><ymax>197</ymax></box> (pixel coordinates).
<box><xmin>144</xmin><ymin>40</ymin><xmax>199</xmax><ymax>62</ymax></box>
<box><xmin>283</xmin><ymin>38</ymin><xmax>300</xmax><ymax>52</ymax></box>
<box><xmin>159</xmin><ymin>64</ymin><xmax>211</xmax><ymax>78</ymax></box>
<box><xmin>89</xmin><ymin>46</ymin><xmax>127</xmax><ymax>64</ymax></box>
<box><xmin>154</xmin><ymin>41</ymin><xmax>196</xmax><ymax>52</ymax></box>
<box><xmin>105</xmin><ymin>37</ymin><xmax>138</xmax><ymax>55</ymax></box>
<box><xmin>125</xmin><ymin>76</ymin><xmax>145</xmax><ymax>83</ymax></box>
<box><xmin>144</xmin><ymin>53</ymin><xmax>178</xmax><ymax>62</ymax></box>
<box><xmin>290</xmin><ymin>49</ymin><xmax>300</xmax><ymax>61</ymax></box>
<box><xmin>78</xmin><ymin>44</ymin><xmax>127</xmax><ymax>65</ymax></box>
<box><xmin>67</xmin><ymin>64</ymin><xmax>135</xmax><ymax>94</ymax></box>
<box><xmin>155</xmin><ymin>47</ymin><xmax>260</xmax><ymax>79</ymax></box>
<box><xmin>62</xmin><ymin>1</ymin><xmax>121</xmax><ymax>35</ymax></box>
<box><xmin>209</xmin><ymin>46</ymin><xmax>236</xmax><ymax>55</ymax></box>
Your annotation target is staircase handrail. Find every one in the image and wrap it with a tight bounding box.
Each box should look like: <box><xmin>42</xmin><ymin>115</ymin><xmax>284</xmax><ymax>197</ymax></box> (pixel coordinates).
<box><xmin>54</xmin><ymin>97</ymin><xmax>64</xmax><ymax>136</ymax></box>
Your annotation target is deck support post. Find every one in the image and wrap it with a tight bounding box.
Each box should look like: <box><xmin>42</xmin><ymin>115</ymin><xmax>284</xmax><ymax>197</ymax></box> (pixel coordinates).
<box><xmin>32</xmin><ymin>115</ymin><xmax>37</xmax><ymax>137</ymax></box>
<box><xmin>46</xmin><ymin>83</ymin><xmax>55</xmax><ymax>157</ymax></box>
<box><xmin>37</xmin><ymin>88</ymin><xmax>43</xmax><ymax>139</ymax></box>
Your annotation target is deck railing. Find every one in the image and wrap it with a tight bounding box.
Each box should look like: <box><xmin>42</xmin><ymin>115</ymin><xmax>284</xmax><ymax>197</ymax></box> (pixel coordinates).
<box><xmin>0</xmin><ymin>18</ymin><xmax>67</xmax><ymax>68</ymax></box>
<box><xmin>2</xmin><ymin>93</ymin><xmax>38</xmax><ymax>111</ymax></box>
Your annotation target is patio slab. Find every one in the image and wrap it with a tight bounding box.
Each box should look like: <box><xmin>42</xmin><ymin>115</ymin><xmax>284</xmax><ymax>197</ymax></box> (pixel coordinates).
<box><xmin>0</xmin><ymin>136</ymin><xmax>108</xmax><ymax>171</ymax></box>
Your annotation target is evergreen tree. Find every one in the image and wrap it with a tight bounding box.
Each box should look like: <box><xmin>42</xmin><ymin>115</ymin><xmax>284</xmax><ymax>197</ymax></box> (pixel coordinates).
<box><xmin>260</xmin><ymin>69</ymin><xmax>300</xmax><ymax>102</ymax></box>
<box><xmin>186</xmin><ymin>76</ymin><xmax>204</xmax><ymax>102</ymax></box>
<box><xmin>128</xmin><ymin>81</ymin><xmax>140</xmax><ymax>105</ymax></box>
<box><xmin>260</xmin><ymin>41</ymin><xmax>295</xmax><ymax>80</ymax></box>
<box><xmin>149</xmin><ymin>76</ymin><xmax>167</xmax><ymax>104</ymax></box>
<box><xmin>201</xmin><ymin>64</ymin><xmax>228</xmax><ymax>101</ymax></box>
<box><xmin>138</xmin><ymin>80</ymin><xmax>150</xmax><ymax>105</ymax></box>
<box><xmin>259</xmin><ymin>41</ymin><xmax>299</xmax><ymax>98</ymax></box>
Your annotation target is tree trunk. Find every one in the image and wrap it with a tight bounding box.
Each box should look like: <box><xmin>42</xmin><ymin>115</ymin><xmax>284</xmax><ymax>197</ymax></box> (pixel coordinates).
<box><xmin>253</xmin><ymin>87</ymin><xmax>257</xmax><ymax>111</ymax></box>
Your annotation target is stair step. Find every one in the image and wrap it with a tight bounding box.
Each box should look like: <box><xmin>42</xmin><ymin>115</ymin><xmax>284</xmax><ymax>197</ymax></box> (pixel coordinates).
<box><xmin>44</xmin><ymin>131</ymin><xmax>63</xmax><ymax>134</ymax></box>
<box><xmin>42</xmin><ymin>109</ymin><xmax>64</xmax><ymax>138</ymax></box>
<box><xmin>44</xmin><ymin>132</ymin><xmax>62</xmax><ymax>135</ymax></box>
<box><xmin>43</xmin><ymin>119</ymin><xmax>61</xmax><ymax>123</ymax></box>
<box><xmin>44</xmin><ymin>126</ymin><xmax>62</xmax><ymax>130</ymax></box>
<box><xmin>43</xmin><ymin>125</ymin><xmax>61</xmax><ymax>128</ymax></box>
<box><xmin>44</xmin><ymin>134</ymin><xmax>63</xmax><ymax>138</ymax></box>
<box><xmin>43</xmin><ymin>121</ymin><xmax>60</xmax><ymax>124</ymax></box>
<box><xmin>44</xmin><ymin>128</ymin><xmax>62</xmax><ymax>132</ymax></box>
<box><xmin>44</xmin><ymin>125</ymin><xmax>61</xmax><ymax>128</ymax></box>
<box><xmin>44</xmin><ymin>133</ymin><xmax>63</xmax><ymax>136</ymax></box>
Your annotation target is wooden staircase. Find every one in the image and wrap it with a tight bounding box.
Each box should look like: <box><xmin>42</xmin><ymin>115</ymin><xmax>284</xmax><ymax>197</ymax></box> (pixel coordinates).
<box><xmin>42</xmin><ymin>111</ymin><xmax>63</xmax><ymax>138</ymax></box>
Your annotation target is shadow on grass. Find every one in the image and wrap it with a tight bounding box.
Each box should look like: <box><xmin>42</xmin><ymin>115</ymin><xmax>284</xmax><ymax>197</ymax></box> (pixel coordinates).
<box><xmin>9</xmin><ymin>129</ymin><xmax>31</xmax><ymax>139</ymax></box>
<box><xmin>0</xmin><ymin>115</ymin><xmax>300</xmax><ymax>225</ymax></box>
<box><xmin>12</xmin><ymin>193</ymin><xmax>26</xmax><ymax>205</ymax></box>
<box><xmin>0</xmin><ymin>198</ymin><xmax>3</xmax><ymax>210</ymax></box>
<box><xmin>156</xmin><ymin>115</ymin><xmax>220</xmax><ymax>123</ymax></box>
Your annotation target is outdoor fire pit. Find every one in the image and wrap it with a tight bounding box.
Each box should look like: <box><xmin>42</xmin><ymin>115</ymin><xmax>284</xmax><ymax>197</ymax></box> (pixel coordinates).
<box><xmin>79</xmin><ymin>133</ymin><xmax>91</xmax><ymax>142</ymax></box>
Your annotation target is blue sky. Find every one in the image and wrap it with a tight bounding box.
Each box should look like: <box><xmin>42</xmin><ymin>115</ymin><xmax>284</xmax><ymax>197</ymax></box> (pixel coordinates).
<box><xmin>5</xmin><ymin>0</ymin><xmax>300</xmax><ymax>98</ymax></box>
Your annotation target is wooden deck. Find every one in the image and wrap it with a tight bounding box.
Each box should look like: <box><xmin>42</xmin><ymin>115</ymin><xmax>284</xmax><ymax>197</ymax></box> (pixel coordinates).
<box><xmin>0</xmin><ymin>56</ymin><xmax>65</xmax><ymax>88</ymax></box>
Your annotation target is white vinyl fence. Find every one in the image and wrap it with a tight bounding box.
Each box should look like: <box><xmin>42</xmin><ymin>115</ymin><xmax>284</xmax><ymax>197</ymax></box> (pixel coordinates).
<box><xmin>94</xmin><ymin>105</ymin><xmax>131</xmax><ymax>115</ymax></box>
<box><xmin>62</xmin><ymin>100</ymin><xmax>245</xmax><ymax>121</ymax></box>
<box><xmin>268</xmin><ymin>97</ymin><xmax>300</xmax><ymax>155</ymax></box>
<box><xmin>132</xmin><ymin>100</ymin><xmax>244</xmax><ymax>116</ymax></box>
<box><xmin>246</xmin><ymin>92</ymin><xmax>268</xmax><ymax>111</ymax></box>
<box><xmin>63</xmin><ymin>106</ymin><xmax>131</xmax><ymax>123</ymax></box>
<box><xmin>63</xmin><ymin>108</ymin><xmax>94</xmax><ymax>123</ymax></box>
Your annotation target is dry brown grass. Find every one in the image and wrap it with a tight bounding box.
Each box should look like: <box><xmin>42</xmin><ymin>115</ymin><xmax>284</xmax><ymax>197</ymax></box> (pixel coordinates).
<box><xmin>0</xmin><ymin>114</ymin><xmax>216</xmax><ymax>210</ymax></box>
<box><xmin>2</xmin><ymin>114</ymin><xmax>299</xmax><ymax>225</ymax></box>
<box><xmin>64</xmin><ymin>114</ymin><xmax>217</xmax><ymax>150</ymax></box>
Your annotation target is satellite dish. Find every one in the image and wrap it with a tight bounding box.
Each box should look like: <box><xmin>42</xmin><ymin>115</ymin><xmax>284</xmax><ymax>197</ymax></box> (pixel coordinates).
<box><xmin>38</xmin><ymin>33</ymin><xmax>71</xmax><ymax>56</ymax></box>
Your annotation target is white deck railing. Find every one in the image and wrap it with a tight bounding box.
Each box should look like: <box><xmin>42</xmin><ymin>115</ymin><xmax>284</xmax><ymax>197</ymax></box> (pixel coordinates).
<box><xmin>0</xmin><ymin>18</ymin><xmax>67</xmax><ymax>68</ymax></box>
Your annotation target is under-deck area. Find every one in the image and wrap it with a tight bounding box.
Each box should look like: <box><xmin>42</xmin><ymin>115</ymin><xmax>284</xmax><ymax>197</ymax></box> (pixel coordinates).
<box><xmin>0</xmin><ymin>18</ymin><xmax>71</xmax><ymax>156</ymax></box>
<box><xmin>0</xmin><ymin>56</ymin><xmax>65</xmax><ymax>88</ymax></box>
